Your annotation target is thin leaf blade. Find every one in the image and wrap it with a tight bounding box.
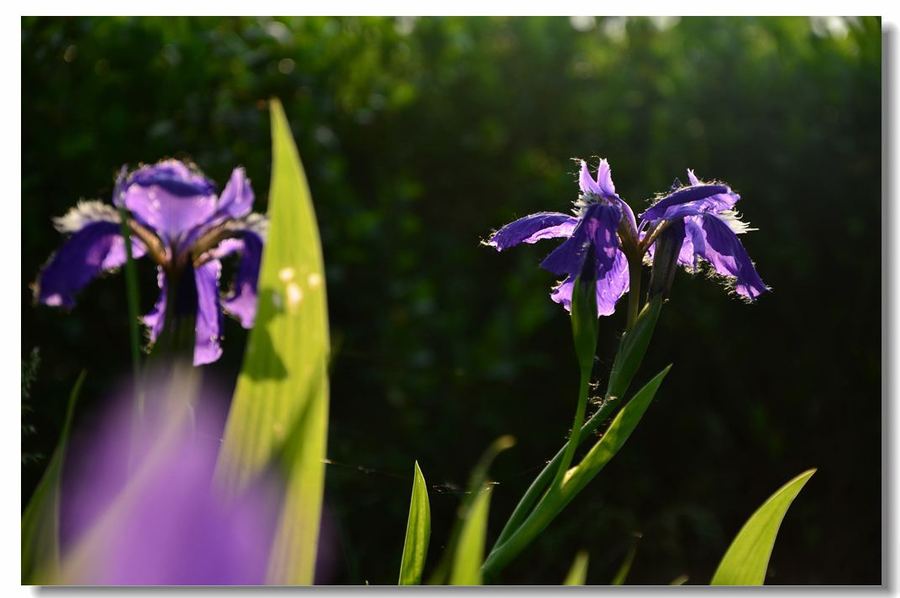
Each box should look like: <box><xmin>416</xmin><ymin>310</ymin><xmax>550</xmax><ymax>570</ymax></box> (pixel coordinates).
<box><xmin>564</xmin><ymin>365</ymin><xmax>671</xmax><ymax>498</ymax></box>
<box><xmin>563</xmin><ymin>551</ymin><xmax>589</xmax><ymax>585</ymax></box>
<box><xmin>22</xmin><ymin>371</ymin><xmax>86</xmax><ymax>584</ymax></box>
<box><xmin>215</xmin><ymin>98</ymin><xmax>330</xmax><ymax>585</ymax></box>
<box><xmin>710</xmin><ymin>469</ymin><xmax>816</xmax><ymax>586</ymax></box>
<box><xmin>449</xmin><ymin>485</ymin><xmax>492</xmax><ymax>586</ymax></box>
<box><xmin>398</xmin><ymin>461</ymin><xmax>431</xmax><ymax>585</ymax></box>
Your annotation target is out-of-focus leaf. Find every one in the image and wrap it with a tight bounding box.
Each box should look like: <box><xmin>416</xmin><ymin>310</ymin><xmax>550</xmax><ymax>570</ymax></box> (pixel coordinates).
<box><xmin>22</xmin><ymin>371</ymin><xmax>85</xmax><ymax>584</ymax></box>
<box><xmin>428</xmin><ymin>435</ymin><xmax>514</xmax><ymax>584</ymax></box>
<box><xmin>449</xmin><ymin>485</ymin><xmax>493</xmax><ymax>586</ymax></box>
<box><xmin>611</xmin><ymin>535</ymin><xmax>640</xmax><ymax>585</ymax></box>
<box><xmin>711</xmin><ymin>469</ymin><xmax>816</xmax><ymax>586</ymax></box>
<box><xmin>670</xmin><ymin>574</ymin><xmax>689</xmax><ymax>585</ymax></box>
<box><xmin>563</xmin><ymin>551</ymin><xmax>589</xmax><ymax>585</ymax></box>
<box><xmin>398</xmin><ymin>461</ymin><xmax>431</xmax><ymax>585</ymax></box>
<box><xmin>215</xmin><ymin>98</ymin><xmax>330</xmax><ymax>585</ymax></box>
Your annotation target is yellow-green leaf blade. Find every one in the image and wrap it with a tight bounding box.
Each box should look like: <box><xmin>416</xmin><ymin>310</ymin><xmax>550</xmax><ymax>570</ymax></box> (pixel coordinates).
<box><xmin>215</xmin><ymin>98</ymin><xmax>330</xmax><ymax>585</ymax></box>
<box><xmin>398</xmin><ymin>461</ymin><xmax>431</xmax><ymax>585</ymax></box>
<box><xmin>449</xmin><ymin>485</ymin><xmax>492</xmax><ymax>586</ymax></box>
<box><xmin>711</xmin><ymin>469</ymin><xmax>816</xmax><ymax>586</ymax></box>
<box><xmin>22</xmin><ymin>371</ymin><xmax>85</xmax><ymax>584</ymax></box>
<box><xmin>563</xmin><ymin>551</ymin><xmax>589</xmax><ymax>585</ymax></box>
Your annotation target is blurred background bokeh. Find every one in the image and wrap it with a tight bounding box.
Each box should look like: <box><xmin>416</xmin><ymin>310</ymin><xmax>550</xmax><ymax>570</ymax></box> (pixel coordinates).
<box><xmin>22</xmin><ymin>16</ymin><xmax>881</xmax><ymax>585</ymax></box>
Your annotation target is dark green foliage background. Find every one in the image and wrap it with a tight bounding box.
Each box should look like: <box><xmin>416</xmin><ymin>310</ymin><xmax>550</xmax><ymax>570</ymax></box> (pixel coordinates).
<box><xmin>22</xmin><ymin>16</ymin><xmax>881</xmax><ymax>584</ymax></box>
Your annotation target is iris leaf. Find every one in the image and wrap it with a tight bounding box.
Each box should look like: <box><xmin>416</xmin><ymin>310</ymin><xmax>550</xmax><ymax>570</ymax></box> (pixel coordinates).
<box><xmin>449</xmin><ymin>485</ymin><xmax>493</xmax><ymax>586</ymax></box>
<box><xmin>215</xmin><ymin>99</ymin><xmax>331</xmax><ymax>585</ymax></box>
<box><xmin>21</xmin><ymin>371</ymin><xmax>86</xmax><ymax>584</ymax></box>
<box><xmin>710</xmin><ymin>469</ymin><xmax>816</xmax><ymax>586</ymax></box>
<box><xmin>428</xmin><ymin>435</ymin><xmax>514</xmax><ymax>584</ymax></box>
<box><xmin>563</xmin><ymin>551</ymin><xmax>589</xmax><ymax>585</ymax></box>
<box><xmin>610</xmin><ymin>536</ymin><xmax>640</xmax><ymax>585</ymax></box>
<box><xmin>482</xmin><ymin>366</ymin><xmax>670</xmax><ymax>580</ymax></box>
<box><xmin>398</xmin><ymin>461</ymin><xmax>431</xmax><ymax>585</ymax></box>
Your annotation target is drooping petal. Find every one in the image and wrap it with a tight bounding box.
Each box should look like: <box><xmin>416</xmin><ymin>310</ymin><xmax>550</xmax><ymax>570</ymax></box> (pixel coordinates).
<box><xmin>35</xmin><ymin>202</ymin><xmax>146</xmax><ymax>308</ymax></box>
<box><xmin>193</xmin><ymin>259</ymin><xmax>224</xmax><ymax>366</ymax></box>
<box><xmin>540</xmin><ymin>203</ymin><xmax>621</xmax><ymax>278</ymax></box>
<box><xmin>550</xmin><ymin>250</ymin><xmax>630</xmax><ymax>316</ymax></box>
<box><xmin>488</xmin><ymin>212</ymin><xmax>578</xmax><ymax>251</ymax></box>
<box><xmin>595</xmin><ymin>249</ymin><xmax>630</xmax><ymax>314</ymax></box>
<box><xmin>208</xmin><ymin>216</ymin><xmax>265</xmax><ymax>329</ymax></box>
<box><xmin>142</xmin><ymin>268</ymin><xmax>167</xmax><ymax>344</ymax></box>
<box><xmin>639</xmin><ymin>183</ymin><xmax>734</xmax><ymax>222</ymax></box>
<box><xmin>116</xmin><ymin>160</ymin><xmax>218</xmax><ymax>247</ymax></box>
<box><xmin>685</xmin><ymin>214</ymin><xmax>768</xmax><ymax>299</ymax></box>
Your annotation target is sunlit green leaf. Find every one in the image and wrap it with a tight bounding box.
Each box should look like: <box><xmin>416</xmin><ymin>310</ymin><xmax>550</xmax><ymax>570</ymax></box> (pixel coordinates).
<box><xmin>429</xmin><ymin>436</ymin><xmax>514</xmax><ymax>584</ymax></box>
<box><xmin>449</xmin><ymin>485</ymin><xmax>493</xmax><ymax>586</ymax></box>
<box><xmin>606</xmin><ymin>296</ymin><xmax>662</xmax><ymax>401</ymax></box>
<box><xmin>482</xmin><ymin>367</ymin><xmax>669</xmax><ymax>580</ymax></box>
<box><xmin>611</xmin><ymin>535</ymin><xmax>640</xmax><ymax>585</ymax></box>
<box><xmin>563</xmin><ymin>551</ymin><xmax>589</xmax><ymax>585</ymax></box>
<box><xmin>711</xmin><ymin>469</ymin><xmax>816</xmax><ymax>586</ymax></box>
<box><xmin>22</xmin><ymin>371</ymin><xmax>86</xmax><ymax>584</ymax></box>
<box><xmin>398</xmin><ymin>461</ymin><xmax>431</xmax><ymax>585</ymax></box>
<box><xmin>215</xmin><ymin>98</ymin><xmax>330</xmax><ymax>585</ymax></box>
<box><xmin>564</xmin><ymin>365</ymin><xmax>670</xmax><ymax>498</ymax></box>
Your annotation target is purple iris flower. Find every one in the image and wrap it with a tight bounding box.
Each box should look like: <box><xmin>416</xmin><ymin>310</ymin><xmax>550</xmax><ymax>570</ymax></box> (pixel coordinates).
<box><xmin>639</xmin><ymin>169</ymin><xmax>768</xmax><ymax>299</ymax></box>
<box><xmin>34</xmin><ymin>159</ymin><xmax>266</xmax><ymax>365</ymax></box>
<box><xmin>487</xmin><ymin>159</ymin><xmax>638</xmax><ymax>316</ymax></box>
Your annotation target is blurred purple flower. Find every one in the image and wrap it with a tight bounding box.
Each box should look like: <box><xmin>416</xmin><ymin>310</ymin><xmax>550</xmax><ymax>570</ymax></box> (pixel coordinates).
<box><xmin>60</xmin><ymin>382</ymin><xmax>279</xmax><ymax>585</ymax></box>
<box><xmin>639</xmin><ymin>169</ymin><xmax>768</xmax><ymax>300</ymax></box>
<box><xmin>487</xmin><ymin>159</ymin><xmax>637</xmax><ymax>315</ymax></box>
<box><xmin>34</xmin><ymin>160</ymin><xmax>266</xmax><ymax>365</ymax></box>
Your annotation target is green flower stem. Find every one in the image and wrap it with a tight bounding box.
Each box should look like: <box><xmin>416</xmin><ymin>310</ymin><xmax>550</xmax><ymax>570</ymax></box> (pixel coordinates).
<box><xmin>625</xmin><ymin>252</ymin><xmax>643</xmax><ymax>331</ymax></box>
<box><xmin>117</xmin><ymin>208</ymin><xmax>143</xmax><ymax>422</ymax></box>
<box><xmin>551</xmin><ymin>367</ymin><xmax>591</xmax><ymax>490</ymax></box>
<box><xmin>487</xmin><ymin>296</ymin><xmax>663</xmax><ymax>572</ymax></box>
<box><xmin>492</xmin><ymin>396</ymin><xmax>620</xmax><ymax>550</ymax></box>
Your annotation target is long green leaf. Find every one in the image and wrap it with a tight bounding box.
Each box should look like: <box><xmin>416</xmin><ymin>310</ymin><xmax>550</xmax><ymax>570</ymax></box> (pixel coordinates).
<box><xmin>710</xmin><ymin>469</ymin><xmax>816</xmax><ymax>586</ymax></box>
<box><xmin>563</xmin><ymin>551</ymin><xmax>589</xmax><ymax>585</ymax></box>
<box><xmin>563</xmin><ymin>365</ymin><xmax>671</xmax><ymax>498</ymax></box>
<box><xmin>22</xmin><ymin>371</ymin><xmax>86</xmax><ymax>584</ymax></box>
<box><xmin>482</xmin><ymin>366</ymin><xmax>670</xmax><ymax>580</ymax></box>
<box><xmin>215</xmin><ymin>98</ymin><xmax>330</xmax><ymax>585</ymax></box>
<box><xmin>428</xmin><ymin>435</ymin><xmax>514</xmax><ymax>584</ymax></box>
<box><xmin>449</xmin><ymin>485</ymin><xmax>493</xmax><ymax>586</ymax></box>
<box><xmin>493</xmin><ymin>298</ymin><xmax>661</xmax><ymax>552</ymax></box>
<box><xmin>611</xmin><ymin>535</ymin><xmax>640</xmax><ymax>585</ymax></box>
<box><xmin>398</xmin><ymin>461</ymin><xmax>431</xmax><ymax>585</ymax></box>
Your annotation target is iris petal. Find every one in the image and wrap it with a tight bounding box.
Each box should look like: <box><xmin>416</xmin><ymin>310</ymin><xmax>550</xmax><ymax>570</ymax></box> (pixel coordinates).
<box><xmin>210</xmin><ymin>222</ymin><xmax>265</xmax><ymax>329</ymax></box>
<box><xmin>550</xmin><ymin>250</ymin><xmax>630</xmax><ymax>316</ymax></box>
<box><xmin>36</xmin><ymin>206</ymin><xmax>146</xmax><ymax>308</ymax></box>
<box><xmin>639</xmin><ymin>184</ymin><xmax>734</xmax><ymax>222</ymax></box>
<box><xmin>118</xmin><ymin>160</ymin><xmax>218</xmax><ymax>247</ymax></box>
<box><xmin>488</xmin><ymin>212</ymin><xmax>577</xmax><ymax>251</ymax></box>
<box><xmin>686</xmin><ymin>214</ymin><xmax>768</xmax><ymax>299</ymax></box>
<box><xmin>193</xmin><ymin>259</ymin><xmax>224</xmax><ymax>366</ymax></box>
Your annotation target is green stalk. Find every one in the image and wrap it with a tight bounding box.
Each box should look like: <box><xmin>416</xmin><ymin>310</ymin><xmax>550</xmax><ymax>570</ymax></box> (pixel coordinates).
<box><xmin>492</xmin><ymin>396</ymin><xmax>619</xmax><ymax>549</ymax></box>
<box><xmin>117</xmin><ymin>209</ymin><xmax>143</xmax><ymax>423</ymax></box>
<box><xmin>625</xmin><ymin>252</ymin><xmax>643</xmax><ymax>330</ymax></box>
<box><xmin>488</xmin><ymin>296</ymin><xmax>663</xmax><ymax>565</ymax></box>
<box><xmin>550</xmin><ymin>367</ymin><xmax>591</xmax><ymax>490</ymax></box>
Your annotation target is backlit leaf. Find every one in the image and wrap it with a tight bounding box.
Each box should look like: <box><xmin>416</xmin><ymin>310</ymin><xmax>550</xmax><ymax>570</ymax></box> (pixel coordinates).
<box><xmin>398</xmin><ymin>461</ymin><xmax>431</xmax><ymax>585</ymax></box>
<box><xmin>710</xmin><ymin>469</ymin><xmax>816</xmax><ymax>586</ymax></box>
<box><xmin>215</xmin><ymin>98</ymin><xmax>330</xmax><ymax>585</ymax></box>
